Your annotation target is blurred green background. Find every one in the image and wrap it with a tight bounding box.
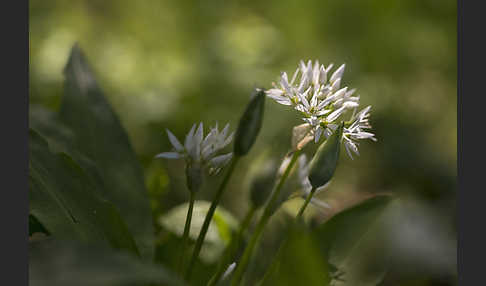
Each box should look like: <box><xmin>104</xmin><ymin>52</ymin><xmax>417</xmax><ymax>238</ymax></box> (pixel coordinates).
<box><xmin>29</xmin><ymin>0</ymin><xmax>456</xmax><ymax>285</ymax></box>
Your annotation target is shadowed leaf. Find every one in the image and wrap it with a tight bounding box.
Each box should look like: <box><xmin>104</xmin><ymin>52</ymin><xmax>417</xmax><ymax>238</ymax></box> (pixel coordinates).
<box><xmin>56</xmin><ymin>44</ymin><xmax>154</xmax><ymax>259</ymax></box>
<box><xmin>315</xmin><ymin>195</ymin><xmax>393</xmax><ymax>286</ymax></box>
<box><xmin>29</xmin><ymin>238</ymin><xmax>185</xmax><ymax>286</ymax></box>
<box><xmin>29</xmin><ymin>130</ymin><xmax>139</xmax><ymax>256</ymax></box>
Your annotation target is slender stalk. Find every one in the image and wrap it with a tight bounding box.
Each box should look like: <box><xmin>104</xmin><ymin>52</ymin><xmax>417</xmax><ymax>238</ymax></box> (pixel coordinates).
<box><xmin>207</xmin><ymin>205</ymin><xmax>256</xmax><ymax>286</ymax></box>
<box><xmin>186</xmin><ymin>156</ymin><xmax>241</xmax><ymax>280</ymax></box>
<box><xmin>230</xmin><ymin>149</ymin><xmax>302</xmax><ymax>286</ymax></box>
<box><xmin>257</xmin><ymin>187</ymin><xmax>318</xmax><ymax>283</ymax></box>
<box><xmin>296</xmin><ymin>186</ymin><xmax>317</xmax><ymax>218</ymax></box>
<box><xmin>177</xmin><ymin>191</ymin><xmax>196</xmax><ymax>274</ymax></box>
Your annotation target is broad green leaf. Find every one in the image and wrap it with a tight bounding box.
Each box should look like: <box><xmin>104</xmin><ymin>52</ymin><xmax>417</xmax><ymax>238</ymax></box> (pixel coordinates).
<box><xmin>57</xmin><ymin>44</ymin><xmax>154</xmax><ymax>259</ymax></box>
<box><xmin>260</xmin><ymin>223</ymin><xmax>330</xmax><ymax>286</ymax></box>
<box><xmin>29</xmin><ymin>130</ymin><xmax>139</xmax><ymax>256</ymax></box>
<box><xmin>315</xmin><ymin>195</ymin><xmax>393</xmax><ymax>286</ymax></box>
<box><xmin>29</xmin><ymin>238</ymin><xmax>185</xmax><ymax>286</ymax></box>
<box><xmin>159</xmin><ymin>200</ymin><xmax>238</xmax><ymax>263</ymax></box>
<box><xmin>29</xmin><ymin>105</ymin><xmax>107</xmax><ymax>191</ymax></box>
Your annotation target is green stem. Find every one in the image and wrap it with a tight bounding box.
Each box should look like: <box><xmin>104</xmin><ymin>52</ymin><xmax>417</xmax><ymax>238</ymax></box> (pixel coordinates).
<box><xmin>256</xmin><ymin>187</ymin><xmax>318</xmax><ymax>283</ymax></box>
<box><xmin>177</xmin><ymin>191</ymin><xmax>196</xmax><ymax>274</ymax></box>
<box><xmin>186</xmin><ymin>156</ymin><xmax>241</xmax><ymax>280</ymax></box>
<box><xmin>296</xmin><ymin>186</ymin><xmax>317</xmax><ymax>219</ymax></box>
<box><xmin>230</xmin><ymin>149</ymin><xmax>302</xmax><ymax>286</ymax></box>
<box><xmin>207</xmin><ymin>205</ymin><xmax>256</xmax><ymax>286</ymax></box>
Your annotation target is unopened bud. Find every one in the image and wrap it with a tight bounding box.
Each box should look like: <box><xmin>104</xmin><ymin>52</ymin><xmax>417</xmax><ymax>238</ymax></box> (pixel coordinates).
<box><xmin>308</xmin><ymin>122</ymin><xmax>343</xmax><ymax>188</ymax></box>
<box><xmin>234</xmin><ymin>88</ymin><xmax>266</xmax><ymax>156</ymax></box>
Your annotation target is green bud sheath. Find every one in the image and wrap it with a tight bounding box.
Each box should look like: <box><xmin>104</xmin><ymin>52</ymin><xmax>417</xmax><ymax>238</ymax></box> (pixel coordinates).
<box><xmin>234</xmin><ymin>88</ymin><xmax>266</xmax><ymax>156</ymax></box>
<box><xmin>308</xmin><ymin>122</ymin><xmax>344</xmax><ymax>188</ymax></box>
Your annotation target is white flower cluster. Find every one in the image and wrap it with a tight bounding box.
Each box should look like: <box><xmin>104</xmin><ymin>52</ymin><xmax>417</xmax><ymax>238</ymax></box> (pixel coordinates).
<box><xmin>156</xmin><ymin>122</ymin><xmax>234</xmax><ymax>175</ymax></box>
<box><xmin>266</xmin><ymin>60</ymin><xmax>376</xmax><ymax>158</ymax></box>
<box><xmin>342</xmin><ymin>106</ymin><xmax>377</xmax><ymax>159</ymax></box>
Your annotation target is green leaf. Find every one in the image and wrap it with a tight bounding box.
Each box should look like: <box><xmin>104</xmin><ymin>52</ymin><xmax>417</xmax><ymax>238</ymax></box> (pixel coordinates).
<box><xmin>57</xmin><ymin>44</ymin><xmax>154</xmax><ymax>259</ymax></box>
<box><xmin>315</xmin><ymin>195</ymin><xmax>393</xmax><ymax>286</ymax></box>
<box><xmin>29</xmin><ymin>130</ymin><xmax>139</xmax><ymax>256</ymax></box>
<box><xmin>29</xmin><ymin>238</ymin><xmax>185</xmax><ymax>286</ymax></box>
<box><xmin>29</xmin><ymin>105</ymin><xmax>107</xmax><ymax>191</ymax></box>
<box><xmin>261</xmin><ymin>223</ymin><xmax>330</xmax><ymax>286</ymax></box>
<box><xmin>159</xmin><ymin>200</ymin><xmax>238</xmax><ymax>264</ymax></box>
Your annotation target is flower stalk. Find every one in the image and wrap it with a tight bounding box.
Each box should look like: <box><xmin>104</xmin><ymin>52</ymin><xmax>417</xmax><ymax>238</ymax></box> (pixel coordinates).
<box><xmin>207</xmin><ymin>205</ymin><xmax>257</xmax><ymax>286</ymax></box>
<box><xmin>186</xmin><ymin>88</ymin><xmax>265</xmax><ymax>280</ymax></box>
<box><xmin>177</xmin><ymin>191</ymin><xmax>196</xmax><ymax>273</ymax></box>
<box><xmin>230</xmin><ymin>149</ymin><xmax>302</xmax><ymax>286</ymax></box>
<box><xmin>296</xmin><ymin>186</ymin><xmax>317</xmax><ymax>218</ymax></box>
<box><xmin>186</xmin><ymin>156</ymin><xmax>240</xmax><ymax>280</ymax></box>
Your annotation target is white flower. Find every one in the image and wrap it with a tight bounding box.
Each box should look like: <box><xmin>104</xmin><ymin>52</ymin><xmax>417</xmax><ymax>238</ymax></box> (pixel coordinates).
<box><xmin>222</xmin><ymin>262</ymin><xmax>236</xmax><ymax>280</ymax></box>
<box><xmin>266</xmin><ymin>60</ymin><xmax>361</xmax><ymax>143</ymax></box>
<box><xmin>297</xmin><ymin>154</ymin><xmax>331</xmax><ymax>210</ymax></box>
<box><xmin>155</xmin><ymin>122</ymin><xmax>234</xmax><ymax>175</ymax></box>
<box><xmin>342</xmin><ymin>106</ymin><xmax>377</xmax><ymax>159</ymax></box>
<box><xmin>267</xmin><ymin>59</ymin><xmax>376</xmax><ymax>157</ymax></box>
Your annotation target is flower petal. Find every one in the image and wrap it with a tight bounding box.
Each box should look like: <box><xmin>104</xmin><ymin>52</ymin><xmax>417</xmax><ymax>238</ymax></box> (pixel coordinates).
<box><xmin>222</xmin><ymin>263</ymin><xmax>237</xmax><ymax>280</ymax></box>
<box><xmin>326</xmin><ymin>106</ymin><xmax>346</xmax><ymax>122</ymax></box>
<box><xmin>331</xmin><ymin>78</ymin><xmax>341</xmax><ymax>91</ymax></box>
<box><xmin>166</xmin><ymin>129</ymin><xmax>184</xmax><ymax>152</ymax></box>
<box><xmin>310</xmin><ymin>197</ymin><xmax>331</xmax><ymax>209</ymax></box>
<box><xmin>330</xmin><ymin>63</ymin><xmax>345</xmax><ymax>83</ymax></box>
<box><xmin>314</xmin><ymin>127</ymin><xmax>323</xmax><ymax>142</ymax></box>
<box><xmin>184</xmin><ymin>123</ymin><xmax>197</xmax><ymax>149</ymax></box>
<box><xmin>209</xmin><ymin>152</ymin><xmax>233</xmax><ymax>168</ymax></box>
<box><xmin>195</xmin><ymin>122</ymin><xmax>204</xmax><ymax>146</ymax></box>
<box><xmin>155</xmin><ymin>152</ymin><xmax>182</xmax><ymax>159</ymax></box>
<box><xmin>265</xmin><ymin>88</ymin><xmax>284</xmax><ymax>97</ymax></box>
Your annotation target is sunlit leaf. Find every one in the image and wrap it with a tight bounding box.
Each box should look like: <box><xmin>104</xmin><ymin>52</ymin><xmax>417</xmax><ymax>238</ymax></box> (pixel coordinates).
<box><xmin>159</xmin><ymin>200</ymin><xmax>238</xmax><ymax>263</ymax></box>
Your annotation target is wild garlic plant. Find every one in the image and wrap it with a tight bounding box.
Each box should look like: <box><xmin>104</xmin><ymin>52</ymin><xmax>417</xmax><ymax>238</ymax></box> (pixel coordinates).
<box><xmin>155</xmin><ymin>60</ymin><xmax>375</xmax><ymax>285</ymax></box>
<box><xmin>156</xmin><ymin>122</ymin><xmax>234</xmax><ymax>273</ymax></box>
<box><xmin>231</xmin><ymin>61</ymin><xmax>376</xmax><ymax>285</ymax></box>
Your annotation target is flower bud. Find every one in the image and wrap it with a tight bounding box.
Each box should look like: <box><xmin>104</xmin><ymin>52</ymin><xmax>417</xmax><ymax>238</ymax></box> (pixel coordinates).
<box><xmin>234</xmin><ymin>88</ymin><xmax>266</xmax><ymax>156</ymax></box>
<box><xmin>186</xmin><ymin>164</ymin><xmax>203</xmax><ymax>193</ymax></box>
<box><xmin>308</xmin><ymin>122</ymin><xmax>343</xmax><ymax>188</ymax></box>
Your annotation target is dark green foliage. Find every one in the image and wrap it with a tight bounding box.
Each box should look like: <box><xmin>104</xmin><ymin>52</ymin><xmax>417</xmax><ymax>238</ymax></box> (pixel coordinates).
<box><xmin>249</xmin><ymin>161</ymin><xmax>278</xmax><ymax>208</ymax></box>
<box><xmin>261</xmin><ymin>223</ymin><xmax>331</xmax><ymax>286</ymax></box>
<box><xmin>29</xmin><ymin>130</ymin><xmax>139</xmax><ymax>256</ymax></box>
<box><xmin>29</xmin><ymin>238</ymin><xmax>184</xmax><ymax>286</ymax></box>
<box><xmin>56</xmin><ymin>45</ymin><xmax>154</xmax><ymax>259</ymax></box>
<box><xmin>315</xmin><ymin>195</ymin><xmax>393</xmax><ymax>286</ymax></box>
